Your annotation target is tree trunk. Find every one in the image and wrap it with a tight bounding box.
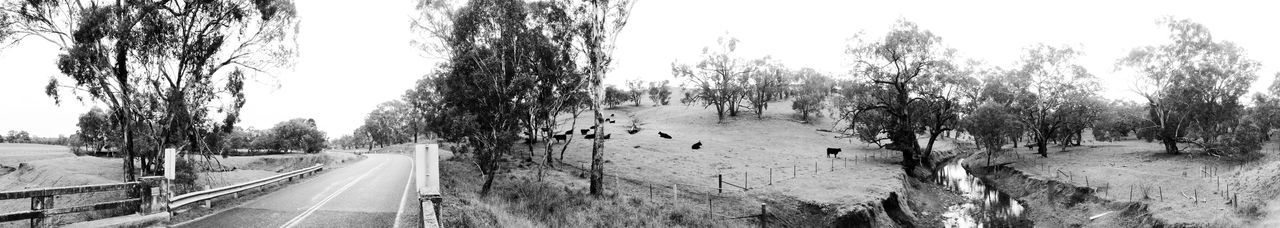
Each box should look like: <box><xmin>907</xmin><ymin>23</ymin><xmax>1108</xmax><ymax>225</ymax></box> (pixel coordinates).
<box><xmin>1036</xmin><ymin>140</ymin><xmax>1048</xmax><ymax>157</ymax></box>
<box><xmin>115</xmin><ymin>31</ymin><xmax>136</xmax><ymax>182</ymax></box>
<box><xmin>480</xmin><ymin>165</ymin><xmax>497</xmax><ymax>196</ymax></box>
<box><xmin>1075</xmin><ymin>130</ymin><xmax>1083</xmax><ymax>146</ymax></box>
<box><xmin>589</xmin><ymin>73</ymin><xmax>606</xmax><ymax>196</ymax></box>
<box><xmin>1163</xmin><ymin>139</ymin><xmax>1179</xmax><ymax>155</ymax></box>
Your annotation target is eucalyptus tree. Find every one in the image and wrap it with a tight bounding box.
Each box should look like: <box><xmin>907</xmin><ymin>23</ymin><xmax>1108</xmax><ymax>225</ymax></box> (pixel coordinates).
<box><xmin>963</xmin><ymin>101</ymin><xmax>1012</xmax><ymax>166</ymax></box>
<box><xmin>434</xmin><ymin>0</ymin><xmax>588</xmax><ymax>195</ymax></box>
<box><xmin>744</xmin><ymin>56</ymin><xmax>786</xmax><ymax>119</ymax></box>
<box><xmin>671</xmin><ymin>35</ymin><xmax>751</xmax><ymax>122</ymax></box>
<box><xmin>834</xmin><ymin>20</ymin><xmax>973</xmax><ymax>176</ymax></box>
<box><xmin>568</xmin><ymin>0</ymin><xmax>636</xmax><ymax>196</ymax></box>
<box><xmin>77</xmin><ymin>108</ymin><xmax>114</xmax><ymax>154</ymax></box>
<box><xmin>1118</xmin><ymin>18</ymin><xmax>1261</xmax><ymax>155</ymax></box>
<box><xmin>790</xmin><ymin>68</ymin><xmax>830</xmax><ymax>122</ymax></box>
<box><xmin>4</xmin><ymin>0</ymin><xmax>298</xmax><ymax>180</ymax></box>
<box><xmin>647</xmin><ymin>80</ymin><xmax>671</xmax><ymax>105</ymax></box>
<box><xmin>1005</xmin><ymin>44</ymin><xmax>1098</xmax><ymax>157</ymax></box>
<box><xmin>624</xmin><ymin>79</ymin><xmax>646</xmax><ymax>106</ymax></box>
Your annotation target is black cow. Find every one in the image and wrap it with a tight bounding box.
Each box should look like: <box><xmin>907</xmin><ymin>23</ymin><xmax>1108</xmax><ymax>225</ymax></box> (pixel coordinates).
<box><xmin>658</xmin><ymin>132</ymin><xmax>672</xmax><ymax>139</ymax></box>
<box><xmin>826</xmin><ymin>148</ymin><xmax>842</xmax><ymax>158</ymax></box>
<box><xmin>565</xmin><ymin>130</ymin><xmax>574</xmax><ymax>135</ymax></box>
<box><xmin>627</xmin><ymin>129</ymin><xmax>640</xmax><ymax>134</ymax></box>
<box><xmin>553</xmin><ymin>134</ymin><xmax>567</xmax><ymax>143</ymax></box>
<box><xmin>610</xmin><ymin>114</ymin><xmax>615</xmax><ymax>117</ymax></box>
<box><xmin>581</xmin><ymin>129</ymin><xmax>590</xmax><ymax>135</ymax></box>
<box><xmin>603</xmin><ymin>134</ymin><xmax>612</xmax><ymax>139</ymax></box>
<box><xmin>605</xmin><ymin>118</ymin><xmax>611</xmax><ymax>122</ymax></box>
<box><xmin>609</xmin><ymin>120</ymin><xmax>616</xmax><ymax>124</ymax></box>
<box><xmin>585</xmin><ymin>134</ymin><xmax>596</xmax><ymax>139</ymax></box>
<box><xmin>692</xmin><ymin>141</ymin><xmax>702</xmax><ymax>150</ymax></box>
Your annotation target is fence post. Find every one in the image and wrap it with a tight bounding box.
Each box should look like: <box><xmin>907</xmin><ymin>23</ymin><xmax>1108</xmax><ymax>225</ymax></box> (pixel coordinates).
<box><xmin>707</xmin><ymin>196</ymin><xmax>713</xmax><ymax>219</ymax></box>
<box><xmin>830</xmin><ymin>159</ymin><xmax>834</xmax><ymax>172</ymax></box>
<box><xmin>718</xmin><ymin>175</ymin><xmax>723</xmax><ymax>193</ymax></box>
<box><xmin>769</xmin><ymin>168</ymin><xmax>773</xmax><ymax>185</ymax></box>
<box><xmin>745</xmin><ymin>172</ymin><xmax>748</xmax><ymax>190</ymax></box>
<box><xmin>672</xmin><ymin>184</ymin><xmax>678</xmax><ymax>201</ymax></box>
<box><xmin>759</xmin><ymin>203</ymin><xmax>767</xmax><ymax>228</ymax></box>
<box><xmin>792</xmin><ymin>164</ymin><xmax>796</xmax><ymax>178</ymax></box>
<box><xmin>31</xmin><ymin>195</ymin><xmax>53</xmax><ymax>228</ymax></box>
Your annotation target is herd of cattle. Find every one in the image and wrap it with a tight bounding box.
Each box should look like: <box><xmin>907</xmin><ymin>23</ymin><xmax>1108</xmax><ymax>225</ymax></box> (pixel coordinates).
<box><xmin>528</xmin><ymin>114</ymin><xmax>846</xmax><ymax>157</ymax></box>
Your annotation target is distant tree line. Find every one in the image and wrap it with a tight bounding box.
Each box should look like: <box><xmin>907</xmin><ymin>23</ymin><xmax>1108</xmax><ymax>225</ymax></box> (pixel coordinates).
<box><xmin>826</xmin><ymin>18</ymin><xmax>1277</xmax><ymax>177</ymax></box>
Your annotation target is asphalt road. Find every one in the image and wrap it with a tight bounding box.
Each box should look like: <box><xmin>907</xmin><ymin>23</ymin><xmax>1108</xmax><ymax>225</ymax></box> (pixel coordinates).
<box><xmin>179</xmin><ymin>154</ymin><xmax>416</xmax><ymax>228</ymax></box>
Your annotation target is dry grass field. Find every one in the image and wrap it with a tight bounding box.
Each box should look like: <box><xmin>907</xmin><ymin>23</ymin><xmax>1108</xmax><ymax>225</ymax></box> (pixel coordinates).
<box><xmin>973</xmin><ymin>137</ymin><xmax>1280</xmax><ymax>227</ymax></box>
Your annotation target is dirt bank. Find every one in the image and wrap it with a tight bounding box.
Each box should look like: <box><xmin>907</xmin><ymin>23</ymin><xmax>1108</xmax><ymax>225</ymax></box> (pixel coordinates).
<box><xmin>962</xmin><ymin>153</ymin><xmax>1184</xmax><ymax>227</ymax></box>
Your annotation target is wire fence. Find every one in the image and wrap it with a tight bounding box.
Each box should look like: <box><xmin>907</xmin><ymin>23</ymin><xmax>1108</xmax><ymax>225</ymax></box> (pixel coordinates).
<box><xmin>1011</xmin><ymin>146</ymin><xmax>1279</xmax><ymax>209</ymax></box>
<box><xmin>550</xmin><ymin>149</ymin><xmax>905</xmax><ymax>225</ymax></box>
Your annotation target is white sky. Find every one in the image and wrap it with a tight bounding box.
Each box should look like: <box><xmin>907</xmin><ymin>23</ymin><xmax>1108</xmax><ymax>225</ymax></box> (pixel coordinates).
<box><xmin>3</xmin><ymin>0</ymin><xmax>1279</xmax><ymax>137</ymax></box>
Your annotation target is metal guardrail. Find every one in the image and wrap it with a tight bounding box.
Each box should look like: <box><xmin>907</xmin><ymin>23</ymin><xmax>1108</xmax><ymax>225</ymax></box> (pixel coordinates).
<box><xmin>0</xmin><ymin>182</ymin><xmax>142</xmax><ymax>226</ymax></box>
<box><xmin>170</xmin><ymin>164</ymin><xmax>323</xmax><ymax>209</ymax></box>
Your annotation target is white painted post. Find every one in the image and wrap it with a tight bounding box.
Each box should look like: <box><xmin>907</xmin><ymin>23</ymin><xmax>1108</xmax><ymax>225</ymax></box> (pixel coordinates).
<box><xmin>164</xmin><ymin>148</ymin><xmax>177</xmax><ymax>180</ymax></box>
<box><xmin>426</xmin><ymin>144</ymin><xmax>441</xmax><ymax>196</ymax></box>
<box><xmin>418</xmin><ymin>144</ymin><xmax>443</xmax><ymax>228</ymax></box>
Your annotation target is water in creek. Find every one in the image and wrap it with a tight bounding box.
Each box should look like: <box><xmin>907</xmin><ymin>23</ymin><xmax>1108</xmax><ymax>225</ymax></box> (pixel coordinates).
<box><xmin>935</xmin><ymin>158</ymin><xmax>1029</xmax><ymax>228</ymax></box>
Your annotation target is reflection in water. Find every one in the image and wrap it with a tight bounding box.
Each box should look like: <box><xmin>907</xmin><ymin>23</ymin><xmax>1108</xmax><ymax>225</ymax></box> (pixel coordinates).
<box><xmin>935</xmin><ymin>158</ymin><xmax>1027</xmax><ymax>228</ymax></box>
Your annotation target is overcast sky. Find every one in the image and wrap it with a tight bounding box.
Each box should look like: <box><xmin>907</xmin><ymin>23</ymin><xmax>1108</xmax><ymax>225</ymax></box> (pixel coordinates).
<box><xmin>3</xmin><ymin>0</ymin><xmax>1279</xmax><ymax>137</ymax></box>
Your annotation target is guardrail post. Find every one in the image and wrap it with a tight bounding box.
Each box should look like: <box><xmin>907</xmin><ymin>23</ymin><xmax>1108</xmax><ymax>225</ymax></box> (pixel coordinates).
<box><xmin>31</xmin><ymin>195</ymin><xmax>53</xmax><ymax>228</ymax></box>
<box><xmin>417</xmin><ymin>144</ymin><xmax>443</xmax><ymax>228</ymax></box>
<box><xmin>139</xmin><ymin>176</ymin><xmax>170</xmax><ymax>215</ymax></box>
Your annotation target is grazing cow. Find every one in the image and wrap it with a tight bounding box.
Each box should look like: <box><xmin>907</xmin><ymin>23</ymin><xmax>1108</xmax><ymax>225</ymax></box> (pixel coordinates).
<box><xmin>692</xmin><ymin>141</ymin><xmax>702</xmax><ymax>150</ymax></box>
<box><xmin>659</xmin><ymin>132</ymin><xmax>672</xmax><ymax>139</ymax></box>
<box><xmin>627</xmin><ymin>129</ymin><xmax>640</xmax><ymax>134</ymax></box>
<box><xmin>610</xmin><ymin>114</ymin><xmax>615</xmax><ymax>117</ymax></box>
<box><xmin>826</xmin><ymin>148</ymin><xmax>842</xmax><ymax>158</ymax></box>
<box><xmin>553</xmin><ymin>134</ymin><xmax>567</xmax><ymax>143</ymax></box>
<box><xmin>605</xmin><ymin>118</ymin><xmax>611</xmax><ymax>122</ymax></box>
<box><xmin>603</xmin><ymin>134</ymin><xmax>612</xmax><ymax>139</ymax></box>
<box><xmin>609</xmin><ymin>120</ymin><xmax>616</xmax><ymax>124</ymax></box>
<box><xmin>565</xmin><ymin>130</ymin><xmax>574</xmax><ymax>135</ymax></box>
<box><xmin>585</xmin><ymin>134</ymin><xmax>596</xmax><ymax>139</ymax></box>
<box><xmin>581</xmin><ymin>129</ymin><xmax>590</xmax><ymax>135</ymax></box>
<box><xmin>598</xmin><ymin>117</ymin><xmax>605</xmax><ymax>122</ymax></box>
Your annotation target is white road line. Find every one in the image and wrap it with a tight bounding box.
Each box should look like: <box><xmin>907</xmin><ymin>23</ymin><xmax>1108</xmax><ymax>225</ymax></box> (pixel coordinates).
<box><xmin>279</xmin><ymin>157</ymin><xmax>387</xmax><ymax>228</ymax></box>
<box><xmin>393</xmin><ymin>155</ymin><xmax>415</xmax><ymax>228</ymax></box>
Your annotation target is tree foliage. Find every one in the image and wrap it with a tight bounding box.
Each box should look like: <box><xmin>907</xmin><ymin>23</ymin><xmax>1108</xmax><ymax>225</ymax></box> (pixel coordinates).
<box><xmin>834</xmin><ymin>20</ymin><xmax>972</xmax><ymax>176</ymax></box>
<box><xmin>624</xmin><ymin>79</ymin><xmax>645</xmax><ymax>106</ymax></box>
<box><xmin>1118</xmin><ymin>18</ymin><xmax>1261</xmax><ymax>155</ymax></box>
<box><xmin>1005</xmin><ymin>44</ymin><xmax>1098</xmax><ymax>157</ymax></box>
<box><xmin>962</xmin><ymin>101</ymin><xmax>1012</xmax><ymax>166</ymax></box>
<box><xmin>671</xmin><ymin>34</ymin><xmax>751</xmax><ymax>122</ymax></box>
<box><xmin>791</xmin><ymin>68</ymin><xmax>830</xmax><ymax>122</ymax></box>
<box><xmin>76</xmin><ymin>108</ymin><xmax>114</xmax><ymax>154</ymax></box>
<box><xmin>5</xmin><ymin>0</ymin><xmax>299</xmax><ymax>181</ymax></box>
<box><xmin>647</xmin><ymin>80</ymin><xmax>671</xmax><ymax>106</ymax></box>
<box><xmin>269</xmin><ymin>118</ymin><xmax>327</xmax><ymax>153</ymax></box>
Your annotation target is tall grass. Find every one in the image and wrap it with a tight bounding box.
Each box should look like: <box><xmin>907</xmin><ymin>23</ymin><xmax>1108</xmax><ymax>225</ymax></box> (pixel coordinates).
<box><xmin>438</xmin><ymin>156</ymin><xmax>750</xmax><ymax>228</ymax></box>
